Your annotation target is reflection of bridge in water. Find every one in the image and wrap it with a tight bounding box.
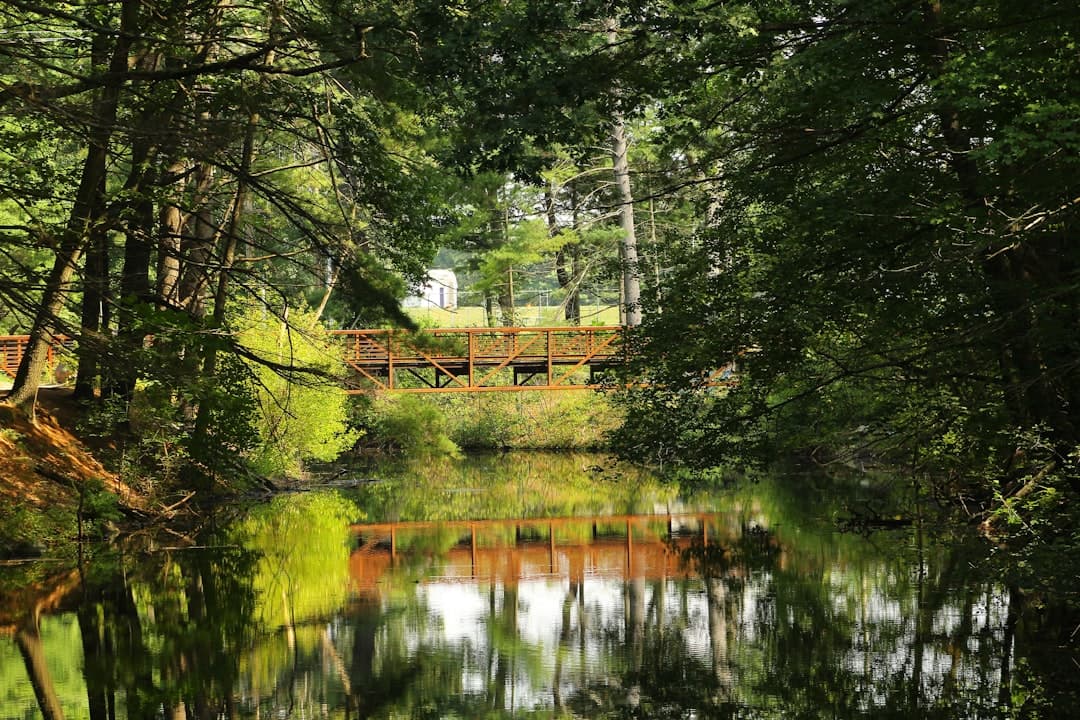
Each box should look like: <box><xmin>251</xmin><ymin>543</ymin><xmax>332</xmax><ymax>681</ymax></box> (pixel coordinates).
<box><xmin>349</xmin><ymin>512</ymin><xmax>749</xmax><ymax>592</ymax></box>
<box><xmin>2</xmin><ymin>326</ymin><xmax>626</xmax><ymax>393</ymax></box>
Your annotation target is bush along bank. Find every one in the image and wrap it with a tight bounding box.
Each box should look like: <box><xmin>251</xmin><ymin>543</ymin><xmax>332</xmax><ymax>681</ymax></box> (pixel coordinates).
<box><xmin>351</xmin><ymin>391</ymin><xmax>623</xmax><ymax>457</ymax></box>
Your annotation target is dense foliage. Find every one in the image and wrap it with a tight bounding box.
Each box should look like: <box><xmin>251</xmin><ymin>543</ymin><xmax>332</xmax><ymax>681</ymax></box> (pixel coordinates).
<box><xmin>610</xmin><ymin>2</ymin><xmax>1080</xmax><ymax>491</ymax></box>
<box><xmin>2</xmin><ymin>0</ymin><xmax>1079</xmax><ymax>548</ymax></box>
<box><xmin>0</xmin><ymin>0</ymin><xmax>629</xmax><ymax>484</ymax></box>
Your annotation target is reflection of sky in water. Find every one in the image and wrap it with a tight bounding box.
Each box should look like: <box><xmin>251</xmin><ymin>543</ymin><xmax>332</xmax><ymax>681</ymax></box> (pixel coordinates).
<box><xmin>825</xmin><ymin>575</ymin><xmax>1013</xmax><ymax>710</ymax></box>
<box><xmin>0</xmin><ymin>552</ymin><xmax>1035</xmax><ymax>718</ymax></box>
<box><xmin>420</xmin><ymin>583</ymin><xmax>489</xmax><ymax>645</ymax></box>
<box><xmin>2</xmin><ymin>454</ymin><xmax>1061</xmax><ymax>720</ymax></box>
<box><xmin>404</xmin><ymin>570</ymin><xmax>1016</xmax><ymax>714</ymax></box>
<box><xmin>384</xmin><ymin>552</ymin><xmax>1015</xmax><ymax>716</ymax></box>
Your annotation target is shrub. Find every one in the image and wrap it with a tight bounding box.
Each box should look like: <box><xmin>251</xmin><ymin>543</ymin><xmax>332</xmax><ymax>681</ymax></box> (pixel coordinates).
<box><xmin>367</xmin><ymin>394</ymin><xmax>461</xmax><ymax>458</ymax></box>
<box><xmin>238</xmin><ymin>307</ymin><xmax>361</xmax><ymax>477</ymax></box>
<box><xmin>443</xmin><ymin>392</ymin><xmax>621</xmax><ymax>450</ymax></box>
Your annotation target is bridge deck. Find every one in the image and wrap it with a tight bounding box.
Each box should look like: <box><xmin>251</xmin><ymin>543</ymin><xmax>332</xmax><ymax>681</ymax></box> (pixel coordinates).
<box><xmin>332</xmin><ymin>326</ymin><xmax>624</xmax><ymax>392</ymax></box>
<box><xmin>1</xmin><ymin>326</ymin><xmax>626</xmax><ymax>393</ymax></box>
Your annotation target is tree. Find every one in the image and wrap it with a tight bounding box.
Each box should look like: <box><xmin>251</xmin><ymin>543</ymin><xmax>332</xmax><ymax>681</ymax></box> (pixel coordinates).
<box><xmin>0</xmin><ymin>0</ymin><xmax>460</xmax><ymax>486</ymax></box>
<box><xmin>611</xmin><ymin>0</ymin><xmax>1080</xmax><ymax>488</ymax></box>
<box><xmin>2</xmin><ymin>0</ymin><xmax>667</xmax><ymax>485</ymax></box>
<box><xmin>3</xmin><ymin>0</ymin><xmax>137</xmax><ymax>417</ymax></box>
<box><xmin>606</xmin><ymin>19</ymin><xmax>642</xmax><ymax>327</ymax></box>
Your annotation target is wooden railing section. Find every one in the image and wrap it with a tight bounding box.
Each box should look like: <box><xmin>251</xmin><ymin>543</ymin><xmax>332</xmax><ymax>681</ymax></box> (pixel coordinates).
<box><xmin>331</xmin><ymin>326</ymin><xmax>624</xmax><ymax>393</ymax></box>
<box><xmin>0</xmin><ymin>335</ymin><xmax>74</xmax><ymax>380</ymax></box>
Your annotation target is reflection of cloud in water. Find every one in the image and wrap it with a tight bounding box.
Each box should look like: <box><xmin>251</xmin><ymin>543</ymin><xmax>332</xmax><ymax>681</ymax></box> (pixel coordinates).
<box><xmin>420</xmin><ymin>584</ymin><xmax>487</xmax><ymax>641</ymax></box>
<box><xmin>517</xmin><ymin>581</ymin><xmax>569</xmax><ymax>647</ymax></box>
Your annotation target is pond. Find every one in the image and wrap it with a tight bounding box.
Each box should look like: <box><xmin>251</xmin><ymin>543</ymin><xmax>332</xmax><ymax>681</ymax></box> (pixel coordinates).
<box><xmin>1</xmin><ymin>452</ymin><xmax>1077</xmax><ymax>718</ymax></box>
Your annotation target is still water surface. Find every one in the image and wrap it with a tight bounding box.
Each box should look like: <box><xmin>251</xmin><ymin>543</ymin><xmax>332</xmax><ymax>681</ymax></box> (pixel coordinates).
<box><xmin>1</xmin><ymin>452</ymin><xmax>1076</xmax><ymax>718</ymax></box>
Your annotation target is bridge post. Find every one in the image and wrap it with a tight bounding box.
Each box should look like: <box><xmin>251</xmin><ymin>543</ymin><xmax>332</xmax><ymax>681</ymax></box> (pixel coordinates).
<box><xmin>546</xmin><ymin>329</ymin><xmax>553</xmax><ymax>386</ymax></box>
<box><xmin>387</xmin><ymin>333</ymin><xmax>394</xmax><ymax>391</ymax></box>
<box><xmin>468</xmin><ymin>331</ymin><xmax>475</xmax><ymax>389</ymax></box>
<box><xmin>549</xmin><ymin>522</ymin><xmax>555</xmax><ymax>575</ymax></box>
<box><xmin>471</xmin><ymin>524</ymin><xmax>477</xmax><ymax>577</ymax></box>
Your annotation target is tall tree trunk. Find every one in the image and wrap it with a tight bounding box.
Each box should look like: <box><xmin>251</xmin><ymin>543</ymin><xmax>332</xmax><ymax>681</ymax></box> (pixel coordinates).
<box><xmin>484</xmin><ymin>291</ymin><xmax>497</xmax><ymax>327</ymax></box>
<box><xmin>191</xmin><ymin>120</ymin><xmax>258</xmax><ymax>451</ymax></box>
<box><xmin>108</xmin><ymin>190</ymin><xmax>155</xmax><ymax>402</ymax></box>
<box><xmin>71</xmin><ymin>10</ymin><xmax>114</xmax><ymax>403</ymax></box>
<box><xmin>500</xmin><ymin>204</ymin><xmax>515</xmax><ymax>325</ymax></box>
<box><xmin>314</xmin><ymin>262</ymin><xmax>339</xmax><ymax>322</ymax></box>
<box><xmin>555</xmin><ymin>246</ymin><xmax>582</xmax><ymax>325</ymax></box>
<box><xmin>177</xmin><ymin>158</ymin><xmax>217</xmax><ymax>319</ymax></box>
<box><xmin>73</xmin><ymin>174</ymin><xmax>110</xmax><ymax>401</ymax></box>
<box><xmin>7</xmin><ymin>0</ymin><xmax>138</xmax><ymax>417</ymax></box>
<box><xmin>647</xmin><ymin>186</ymin><xmax>663</xmax><ymax>313</ymax></box>
<box><xmin>157</xmin><ymin>0</ymin><xmax>225</xmax><ymax>312</ymax></box>
<box><xmin>191</xmin><ymin>20</ymin><xmax>277</xmax><ymax>457</ymax></box>
<box><xmin>157</xmin><ymin>161</ymin><xmax>188</xmax><ymax>308</ymax></box>
<box><xmin>498</xmin><ymin>268</ymin><xmax>515</xmax><ymax>326</ymax></box>
<box><xmin>607</xmin><ymin>20</ymin><xmax>641</xmax><ymax>327</ymax></box>
<box><xmin>548</xmin><ymin>182</ymin><xmax>582</xmax><ymax>325</ymax></box>
<box><xmin>108</xmin><ymin>72</ymin><xmax>167</xmax><ymax>401</ymax></box>
<box><xmin>569</xmin><ymin>185</ymin><xmax>584</xmax><ymax>323</ymax></box>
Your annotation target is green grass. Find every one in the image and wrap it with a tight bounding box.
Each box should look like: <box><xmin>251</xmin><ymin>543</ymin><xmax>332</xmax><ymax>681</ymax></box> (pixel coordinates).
<box><xmin>404</xmin><ymin>304</ymin><xmax>622</xmax><ymax>328</ymax></box>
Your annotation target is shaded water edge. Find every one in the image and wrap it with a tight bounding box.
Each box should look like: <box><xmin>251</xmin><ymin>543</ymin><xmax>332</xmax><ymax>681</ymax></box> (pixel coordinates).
<box><xmin>1</xmin><ymin>451</ymin><xmax>1077</xmax><ymax>718</ymax></box>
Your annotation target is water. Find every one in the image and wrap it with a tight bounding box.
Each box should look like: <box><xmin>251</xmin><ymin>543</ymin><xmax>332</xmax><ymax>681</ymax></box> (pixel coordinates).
<box><xmin>1</xmin><ymin>452</ymin><xmax>1077</xmax><ymax>718</ymax></box>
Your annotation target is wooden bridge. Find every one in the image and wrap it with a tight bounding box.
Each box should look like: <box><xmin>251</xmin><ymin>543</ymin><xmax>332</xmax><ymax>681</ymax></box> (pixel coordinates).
<box><xmin>332</xmin><ymin>326</ymin><xmax>623</xmax><ymax>393</ymax></box>
<box><xmin>0</xmin><ymin>335</ymin><xmax>73</xmax><ymax>381</ymax></box>
<box><xmin>1</xmin><ymin>326</ymin><xmax>626</xmax><ymax>394</ymax></box>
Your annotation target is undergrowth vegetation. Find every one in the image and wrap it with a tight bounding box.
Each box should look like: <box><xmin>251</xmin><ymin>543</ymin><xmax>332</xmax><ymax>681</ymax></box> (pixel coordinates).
<box><xmin>353</xmin><ymin>391</ymin><xmax>622</xmax><ymax>457</ymax></box>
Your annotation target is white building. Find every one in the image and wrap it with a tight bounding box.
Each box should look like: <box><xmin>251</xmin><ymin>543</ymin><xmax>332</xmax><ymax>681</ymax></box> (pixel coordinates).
<box><xmin>403</xmin><ymin>269</ymin><xmax>458</xmax><ymax>309</ymax></box>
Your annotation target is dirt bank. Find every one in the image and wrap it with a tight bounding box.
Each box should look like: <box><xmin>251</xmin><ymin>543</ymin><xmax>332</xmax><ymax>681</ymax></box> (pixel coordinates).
<box><xmin>0</xmin><ymin>387</ymin><xmax>142</xmax><ymax>522</ymax></box>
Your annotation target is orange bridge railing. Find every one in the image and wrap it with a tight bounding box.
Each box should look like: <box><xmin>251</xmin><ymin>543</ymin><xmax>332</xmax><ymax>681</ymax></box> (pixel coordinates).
<box><xmin>348</xmin><ymin>512</ymin><xmax>746</xmax><ymax>590</ymax></box>
<box><xmin>331</xmin><ymin>326</ymin><xmax>625</xmax><ymax>393</ymax></box>
<box><xmin>0</xmin><ymin>335</ymin><xmax>75</xmax><ymax>380</ymax></box>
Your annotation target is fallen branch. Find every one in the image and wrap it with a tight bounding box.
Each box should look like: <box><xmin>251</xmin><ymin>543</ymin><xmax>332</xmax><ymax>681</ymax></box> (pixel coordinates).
<box><xmin>159</xmin><ymin>491</ymin><xmax>197</xmax><ymax>515</ymax></box>
<box><xmin>979</xmin><ymin>461</ymin><xmax>1057</xmax><ymax>537</ymax></box>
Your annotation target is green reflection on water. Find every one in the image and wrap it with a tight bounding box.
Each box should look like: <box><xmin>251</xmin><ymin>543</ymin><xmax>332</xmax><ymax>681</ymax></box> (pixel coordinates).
<box><xmin>0</xmin><ymin>452</ymin><xmax>1076</xmax><ymax>719</ymax></box>
<box><xmin>349</xmin><ymin>451</ymin><xmax>681</xmax><ymax>521</ymax></box>
<box><xmin>237</xmin><ymin>491</ymin><xmax>360</xmax><ymax>629</ymax></box>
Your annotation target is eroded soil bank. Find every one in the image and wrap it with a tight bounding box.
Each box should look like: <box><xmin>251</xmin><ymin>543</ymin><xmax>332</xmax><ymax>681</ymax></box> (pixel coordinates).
<box><xmin>1</xmin><ymin>388</ymin><xmax>144</xmax><ymax>553</ymax></box>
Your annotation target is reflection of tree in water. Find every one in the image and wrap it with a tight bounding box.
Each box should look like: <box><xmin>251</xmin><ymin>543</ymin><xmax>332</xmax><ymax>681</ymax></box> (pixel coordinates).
<box><xmin>323</xmin><ymin>507</ymin><xmax>1071</xmax><ymax>719</ymax></box>
<box><xmin>352</xmin><ymin>450</ymin><xmax>678</xmax><ymax>523</ymax></box>
<box><xmin>546</xmin><ymin>517</ymin><xmax>1040</xmax><ymax>720</ymax></box>
<box><xmin>73</xmin><ymin>542</ymin><xmax>260</xmax><ymax>720</ymax></box>
<box><xmin>5</xmin><ymin>476</ymin><xmax>1080</xmax><ymax>718</ymax></box>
